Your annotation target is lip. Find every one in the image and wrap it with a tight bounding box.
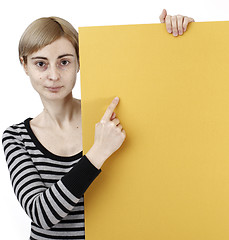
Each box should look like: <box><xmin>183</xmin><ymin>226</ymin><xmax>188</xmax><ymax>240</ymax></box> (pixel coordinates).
<box><xmin>46</xmin><ymin>86</ymin><xmax>63</xmax><ymax>92</ymax></box>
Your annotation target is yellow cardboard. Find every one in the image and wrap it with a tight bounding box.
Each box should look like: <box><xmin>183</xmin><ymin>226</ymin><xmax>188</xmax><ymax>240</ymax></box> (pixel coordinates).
<box><xmin>79</xmin><ymin>22</ymin><xmax>229</xmax><ymax>240</ymax></box>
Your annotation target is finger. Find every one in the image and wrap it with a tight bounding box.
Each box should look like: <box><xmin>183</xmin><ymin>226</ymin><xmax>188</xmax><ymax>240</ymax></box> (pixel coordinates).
<box><xmin>177</xmin><ymin>15</ymin><xmax>184</xmax><ymax>35</ymax></box>
<box><xmin>117</xmin><ymin>124</ymin><xmax>123</xmax><ymax>130</ymax></box>
<box><xmin>121</xmin><ymin>129</ymin><xmax>126</xmax><ymax>138</ymax></box>
<box><xmin>171</xmin><ymin>16</ymin><xmax>178</xmax><ymax>36</ymax></box>
<box><xmin>183</xmin><ymin>17</ymin><xmax>195</xmax><ymax>32</ymax></box>
<box><xmin>165</xmin><ymin>15</ymin><xmax>172</xmax><ymax>33</ymax></box>
<box><xmin>112</xmin><ymin>118</ymin><xmax>120</xmax><ymax>126</ymax></box>
<box><xmin>159</xmin><ymin>9</ymin><xmax>167</xmax><ymax>23</ymax></box>
<box><xmin>101</xmin><ymin>97</ymin><xmax>119</xmax><ymax>123</ymax></box>
<box><xmin>111</xmin><ymin>112</ymin><xmax>116</xmax><ymax>120</ymax></box>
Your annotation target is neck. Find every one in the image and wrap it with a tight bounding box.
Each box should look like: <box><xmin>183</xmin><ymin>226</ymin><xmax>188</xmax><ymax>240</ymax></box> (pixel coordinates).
<box><xmin>40</xmin><ymin>93</ymin><xmax>79</xmax><ymax>129</ymax></box>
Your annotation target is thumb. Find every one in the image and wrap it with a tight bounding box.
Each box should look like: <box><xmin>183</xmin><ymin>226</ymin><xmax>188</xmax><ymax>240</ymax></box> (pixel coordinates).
<box><xmin>159</xmin><ymin>9</ymin><xmax>167</xmax><ymax>23</ymax></box>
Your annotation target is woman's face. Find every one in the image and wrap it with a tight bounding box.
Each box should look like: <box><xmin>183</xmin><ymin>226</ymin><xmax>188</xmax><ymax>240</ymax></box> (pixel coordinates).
<box><xmin>24</xmin><ymin>37</ymin><xmax>79</xmax><ymax>101</ymax></box>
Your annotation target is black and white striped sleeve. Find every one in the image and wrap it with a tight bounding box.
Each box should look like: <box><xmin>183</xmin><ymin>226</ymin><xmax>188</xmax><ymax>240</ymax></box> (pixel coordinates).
<box><xmin>2</xmin><ymin>126</ymin><xmax>101</xmax><ymax>230</ymax></box>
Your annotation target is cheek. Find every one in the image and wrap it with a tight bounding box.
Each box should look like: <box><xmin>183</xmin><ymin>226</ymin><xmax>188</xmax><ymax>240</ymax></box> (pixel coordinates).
<box><xmin>28</xmin><ymin>71</ymin><xmax>44</xmax><ymax>88</ymax></box>
<box><xmin>68</xmin><ymin>74</ymin><xmax>77</xmax><ymax>89</ymax></box>
<box><xmin>31</xmin><ymin>74</ymin><xmax>43</xmax><ymax>83</ymax></box>
<box><xmin>65</xmin><ymin>69</ymin><xmax>77</xmax><ymax>84</ymax></box>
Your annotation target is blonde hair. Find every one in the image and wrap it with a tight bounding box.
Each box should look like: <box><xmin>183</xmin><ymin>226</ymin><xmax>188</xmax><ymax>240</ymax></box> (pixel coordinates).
<box><xmin>19</xmin><ymin>16</ymin><xmax>79</xmax><ymax>64</ymax></box>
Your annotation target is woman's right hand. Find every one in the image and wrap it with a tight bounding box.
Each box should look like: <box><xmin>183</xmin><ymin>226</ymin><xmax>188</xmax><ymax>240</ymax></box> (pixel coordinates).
<box><xmin>86</xmin><ymin>97</ymin><xmax>126</xmax><ymax>169</ymax></box>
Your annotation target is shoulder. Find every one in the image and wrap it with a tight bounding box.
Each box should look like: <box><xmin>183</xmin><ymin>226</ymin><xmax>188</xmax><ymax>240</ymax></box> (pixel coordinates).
<box><xmin>74</xmin><ymin>98</ymin><xmax>81</xmax><ymax>107</ymax></box>
<box><xmin>2</xmin><ymin>118</ymin><xmax>30</xmax><ymax>146</ymax></box>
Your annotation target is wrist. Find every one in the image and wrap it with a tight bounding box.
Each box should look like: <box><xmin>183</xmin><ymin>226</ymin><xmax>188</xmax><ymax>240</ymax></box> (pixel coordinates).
<box><xmin>85</xmin><ymin>144</ymin><xmax>109</xmax><ymax>169</ymax></box>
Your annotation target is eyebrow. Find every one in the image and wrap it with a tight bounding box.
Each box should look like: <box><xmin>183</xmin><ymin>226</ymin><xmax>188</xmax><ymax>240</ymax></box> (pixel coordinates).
<box><xmin>31</xmin><ymin>54</ymin><xmax>75</xmax><ymax>60</ymax></box>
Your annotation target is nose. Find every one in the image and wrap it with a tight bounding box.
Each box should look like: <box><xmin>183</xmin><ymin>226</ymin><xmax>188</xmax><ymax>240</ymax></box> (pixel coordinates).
<box><xmin>47</xmin><ymin>64</ymin><xmax>60</xmax><ymax>81</ymax></box>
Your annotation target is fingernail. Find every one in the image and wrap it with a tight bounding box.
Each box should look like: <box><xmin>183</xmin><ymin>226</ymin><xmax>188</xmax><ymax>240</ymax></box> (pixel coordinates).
<box><xmin>115</xmin><ymin>97</ymin><xmax>119</xmax><ymax>101</ymax></box>
<box><xmin>173</xmin><ymin>32</ymin><xmax>178</xmax><ymax>37</ymax></box>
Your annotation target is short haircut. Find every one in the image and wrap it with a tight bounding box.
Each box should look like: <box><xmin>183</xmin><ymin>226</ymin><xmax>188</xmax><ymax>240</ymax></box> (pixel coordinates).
<box><xmin>19</xmin><ymin>16</ymin><xmax>79</xmax><ymax>64</ymax></box>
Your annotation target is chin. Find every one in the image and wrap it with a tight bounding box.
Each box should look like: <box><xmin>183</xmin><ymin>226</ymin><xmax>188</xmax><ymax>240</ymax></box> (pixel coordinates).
<box><xmin>41</xmin><ymin>90</ymin><xmax>73</xmax><ymax>101</ymax></box>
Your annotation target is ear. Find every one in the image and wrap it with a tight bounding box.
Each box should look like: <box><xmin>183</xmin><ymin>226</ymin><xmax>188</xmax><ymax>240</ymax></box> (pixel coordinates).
<box><xmin>20</xmin><ymin>57</ymin><xmax>28</xmax><ymax>75</ymax></box>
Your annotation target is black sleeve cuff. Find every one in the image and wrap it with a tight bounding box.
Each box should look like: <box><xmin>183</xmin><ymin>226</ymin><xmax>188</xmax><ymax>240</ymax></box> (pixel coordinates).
<box><xmin>61</xmin><ymin>155</ymin><xmax>101</xmax><ymax>198</ymax></box>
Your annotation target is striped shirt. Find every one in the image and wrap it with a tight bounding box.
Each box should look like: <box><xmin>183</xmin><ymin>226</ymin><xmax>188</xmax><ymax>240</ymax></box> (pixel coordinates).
<box><xmin>2</xmin><ymin>118</ymin><xmax>101</xmax><ymax>240</ymax></box>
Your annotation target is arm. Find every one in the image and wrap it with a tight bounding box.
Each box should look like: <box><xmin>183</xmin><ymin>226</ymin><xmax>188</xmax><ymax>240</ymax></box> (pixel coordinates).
<box><xmin>159</xmin><ymin>9</ymin><xmax>195</xmax><ymax>36</ymax></box>
<box><xmin>2</xmin><ymin>126</ymin><xmax>100</xmax><ymax>230</ymax></box>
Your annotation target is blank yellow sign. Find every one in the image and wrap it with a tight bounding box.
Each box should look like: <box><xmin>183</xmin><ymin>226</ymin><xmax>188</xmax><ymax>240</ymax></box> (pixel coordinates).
<box><xmin>79</xmin><ymin>22</ymin><xmax>229</xmax><ymax>240</ymax></box>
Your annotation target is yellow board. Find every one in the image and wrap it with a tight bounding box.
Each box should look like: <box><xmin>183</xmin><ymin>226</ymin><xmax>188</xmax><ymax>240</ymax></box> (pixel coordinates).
<box><xmin>79</xmin><ymin>22</ymin><xmax>229</xmax><ymax>240</ymax></box>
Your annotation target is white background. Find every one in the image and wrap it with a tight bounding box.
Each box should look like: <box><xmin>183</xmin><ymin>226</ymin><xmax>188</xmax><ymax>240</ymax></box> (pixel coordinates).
<box><xmin>0</xmin><ymin>0</ymin><xmax>228</xmax><ymax>239</ymax></box>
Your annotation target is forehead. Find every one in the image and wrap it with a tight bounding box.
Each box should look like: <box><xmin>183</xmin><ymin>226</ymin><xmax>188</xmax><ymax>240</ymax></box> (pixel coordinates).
<box><xmin>30</xmin><ymin>37</ymin><xmax>76</xmax><ymax>59</ymax></box>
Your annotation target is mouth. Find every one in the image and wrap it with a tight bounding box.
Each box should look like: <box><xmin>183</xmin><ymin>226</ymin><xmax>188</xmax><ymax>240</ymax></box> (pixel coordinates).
<box><xmin>46</xmin><ymin>86</ymin><xmax>63</xmax><ymax>92</ymax></box>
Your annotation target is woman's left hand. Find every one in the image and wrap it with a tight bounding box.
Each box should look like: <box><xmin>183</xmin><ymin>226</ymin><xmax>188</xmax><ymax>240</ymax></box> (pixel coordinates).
<box><xmin>159</xmin><ymin>9</ymin><xmax>195</xmax><ymax>37</ymax></box>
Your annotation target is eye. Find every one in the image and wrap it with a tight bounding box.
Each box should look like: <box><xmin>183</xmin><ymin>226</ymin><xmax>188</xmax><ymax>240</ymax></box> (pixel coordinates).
<box><xmin>36</xmin><ymin>61</ymin><xmax>46</xmax><ymax>68</ymax></box>
<box><xmin>60</xmin><ymin>60</ymin><xmax>70</xmax><ymax>66</ymax></box>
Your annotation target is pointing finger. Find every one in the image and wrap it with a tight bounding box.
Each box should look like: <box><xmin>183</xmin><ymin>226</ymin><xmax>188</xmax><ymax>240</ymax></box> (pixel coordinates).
<box><xmin>101</xmin><ymin>97</ymin><xmax>119</xmax><ymax>123</ymax></box>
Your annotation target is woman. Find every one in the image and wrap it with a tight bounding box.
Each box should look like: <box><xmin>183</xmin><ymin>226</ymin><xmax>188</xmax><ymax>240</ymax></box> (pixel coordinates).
<box><xmin>2</xmin><ymin>9</ymin><xmax>194</xmax><ymax>240</ymax></box>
